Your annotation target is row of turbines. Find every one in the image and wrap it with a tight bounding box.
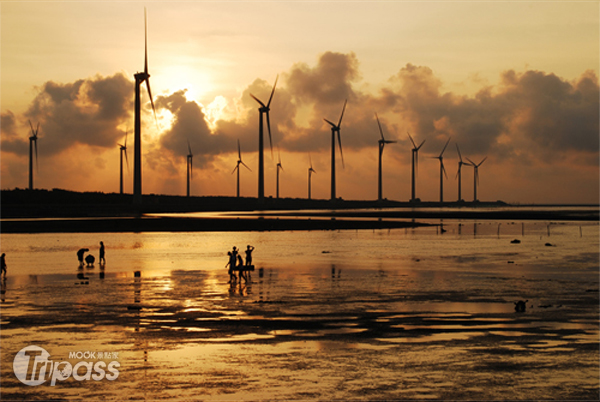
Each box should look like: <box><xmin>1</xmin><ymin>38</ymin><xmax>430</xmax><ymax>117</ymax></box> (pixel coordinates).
<box><xmin>25</xmin><ymin>10</ymin><xmax>488</xmax><ymax>204</ymax></box>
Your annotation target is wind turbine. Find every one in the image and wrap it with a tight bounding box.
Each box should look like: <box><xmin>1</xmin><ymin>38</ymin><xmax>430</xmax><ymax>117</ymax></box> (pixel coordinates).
<box><xmin>232</xmin><ymin>140</ymin><xmax>251</xmax><ymax>198</ymax></box>
<box><xmin>466</xmin><ymin>157</ymin><xmax>487</xmax><ymax>202</ymax></box>
<box><xmin>27</xmin><ymin>120</ymin><xmax>39</xmax><ymax>190</ymax></box>
<box><xmin>455</xmin><ymin>144</ymin><xmax>466</xmax><ymax>202</ymax></box>
<box><xmin>186</xmin><ymin>140</ymin><xmax>193</xmax><ymax>197</ymax></box>
<box><xmin>133</xmin><ymin>8</ymin><xmax>157</xmax><ymax>205</ymax></box>
<box><xmin>250</xmin><ymin>75</ymin><xmax>278</xmax><ymax>202</ymax></box>
<box><xmin>408</xmin><ymin>132</ymin><xmax>425</xmax><ymax>202</ymax></box>
<box><xmin>324</xmin><ymin>99</ymin><xmax>347</xmax><ymax>201</ymax></box>
<box><xmin>431</xmin><ymin>137</ymin><xmax>451</xmax><ymax>203</ymax></box>
<box><xmin>118</xmin><ymin>130</ymin><xmax>129</xmax><ymax>195</ymax></box>
<box><xmin>308</xmin><ymin>153</ymin><xmax>316</xmax><ymax>200</ymax></box>
<box><xmin>275</xmin><ymin>150</ymin><xmax>284</xmax><ymax>199</ymax></box>
<box><xmin>376</xmin><ymin>113</ymin><xmax>396</xmax><ymax>201</ymax></box>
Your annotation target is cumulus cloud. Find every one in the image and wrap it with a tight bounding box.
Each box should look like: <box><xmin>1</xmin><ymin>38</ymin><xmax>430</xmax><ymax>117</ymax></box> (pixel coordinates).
<box><xmin>1</xmin><ymin>73</ymin><xmax>132</xmax><ymax>157</ymax></box>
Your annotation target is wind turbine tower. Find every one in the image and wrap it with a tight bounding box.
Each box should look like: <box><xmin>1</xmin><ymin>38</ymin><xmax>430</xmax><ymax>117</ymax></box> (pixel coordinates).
<box><xmin>455</xmin><ymin>144</ymin><xmax>466</xmax><ymax>202</ymax></box>
<box><xmin>232</xmin><ymin>140</ymin><xmax>251</xmax><ymax>198</ymax></box>
<box><xmin>432</xmin><ymin>137</ymin><xmax>451</xmax><ymax>203</ymax></box>
<box><xmin>308</xmin><ymin>154</ymin><xmax>316</xmax><ymax>200</ymax></box>
<box><xmin>466</xmin><ymin>157</ymin><xmax>487</xmax><ymax>202</ymax></box>
<box><xmin>186</xmin><ymin>140</ymin><xmax>193</xmax><ymax>197</ymax></box>
<box><xmin>28</xmin><ymin>121</ymin><xmax>39</xmax><ymax>190</ymax></box>
<box><xmin>324</xmin><ymin>100</ymin><xmax>347</xmax><ymax>201</ymax></box>
<box><xmin>376</xmin><ymin>113</ymin><xmax>396</xmax><ymax>201</ymax></box>
<box><xmin>250</xmin><ymin>76</ymin><xmax>277</xmax><ymax>202</ymax></box>
<box><xmin>118</xmin><ymin>131</ymin><xmax>129</xmax><ymax>195</ymax></box>
<box><xmin>408</xmin><ymin>132</ymin><xmax>425</xmax><ymax>202</ymax></box>
<box><xmin>133</xmin><ymin>8</ymin><xmax>157</xmax><ymax>205</ymax></box>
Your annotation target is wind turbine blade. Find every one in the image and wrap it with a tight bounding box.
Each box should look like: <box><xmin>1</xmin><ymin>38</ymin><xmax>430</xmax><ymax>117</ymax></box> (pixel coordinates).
<box><xmin>407</xmin><ymin>132</ymin><xmax>417</xmax><ymax>148</ymax></box>
<box><xmin>250</xmin><ymin>94</ymin><xmax>266</xmax><ymax>108</ymax></box>
<box><xmin>124</xmin><ymin>129</ymin><xmax>128</xmax><ymax>148</ymax></box>
<box><xmin>324</xmin><ymin>119</ymin><xmax>336</xmax><ymax>128</ymax></box>
<box><xmin>309</xmin><ymin>152</ymin><xmax>313</xmax><ymax>169</ymax></box>
<box><xmin>241</xmin><ymin>161</ymin><xmax>252</xmax><ymax>172</ymax></box>
<box><xmin>29</xmin><ymin>120</ymin><xmax>35</xmax><ymax>136</ymax></box>
<box><xmin>237</xmin><ymin>139</ymin><xmax>241</xmax><ymax>159</ymax></box>
<box><xmin>386</xmin><ymin>140</ymin><xmax>397</xmax><ymax>144</ymax></box>
<box><xmin>146</xmin><ymin>79</ymin><xmax>158</xmax><ymax>126</ymax></box>
<box><xmin>35</xmin><ymin>122</ymin><xmax>40</xmax><ymax>137</ymax></box>
<box><xmin>455</xmin><ymin>143</ymin><xmax>462</xmax><ymax>161</ymax></box>
<box><xmin>337</xmin><ymin>131</ymin><xmax>344</xmax><ymax>168</ymax></box>
<box><xmin>441</xmin><ymin>160</ymin><xmax>448</xmax><ymax>179</ymax></box>
<box><xmin>266</xmin><ymin>111</ymin><xmax>273</xmax><ymax>158</ymax></box>
<box><xmin>479</xmin><ymin>156</ymin><xmax>487</xmax><ymax>167</ymax></box>
<box><xmin>440</xmin><ymin>137</ymin><xmax>451</xmax><ymax>157</ymax></box>
<box><xmin>338</xmin><ymin>99</ymin><xmax>347</xmax><ymax>127</ymax></box>
<box><xmin>187</xmin><ymin>140</ymin><xmax>192</xmax><ymax>156</ymax></box>
<box><xmin>124</xmin><ymin>148</ymin><xmax>130</xmax><ymax>175</ymax></box>
<box><xmin>455</xmin><ymin>164</ymin><xmax>461</xmax><ymax>180</ymax></box>
<box><xmin>144</xmin><ymin>8</ymin><xmax>148</xmax><ymax>75</ymax></box>
<box><xmin>465</xmin><ymin>157</ymin><xmax>476</xmax><ymax>166</ymax></box>
<box><xmin>375</xmin><ymin>113</ymin><xmax>384</xmax><ymax>141</ymax></box>
<box><xmin>267</xmin><ymin>75</ymin><xmax>278</xmax><ymax>107</ymax></box>
<box><xmin>232</xmin><ymin>164</ymin><xmax>239</xmax><ymax>175</ymax></box>
<box><xmin>417</xmin><ymin>140</ymin><xmax>426</xmax><ymax>151</ymax></box>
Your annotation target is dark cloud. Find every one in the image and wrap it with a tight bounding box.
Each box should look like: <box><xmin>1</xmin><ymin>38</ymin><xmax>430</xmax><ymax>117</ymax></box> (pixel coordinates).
<box><xmin>3</xmin><ymin>73</ymin><xmax>132</xmax><ymax>157</ymax></box>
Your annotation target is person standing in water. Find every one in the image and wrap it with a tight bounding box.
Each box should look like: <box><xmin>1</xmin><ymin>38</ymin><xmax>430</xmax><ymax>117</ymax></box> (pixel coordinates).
<box><xmin>99</xmin><ymin>241</ymin><xmax>105</xmax><ymax>265</ymax></box>
<box><xmin>226</xmin><ymin>251</ymin><xmax>237</xmax><ymax>283</ymax></box>
<box><xmin>245</xmin><ymin>245</ymin><xmax>255</xmax><ymax>266</ymax></box>
<box><xmin>1</xmin><ymin>253</ymin><xmax>6</xmax><ymax>277</ymax></box>
<box><xmin>77</xmin><ymin>248</ymin><xmax>89</xmax><ymax>266</ymax></box>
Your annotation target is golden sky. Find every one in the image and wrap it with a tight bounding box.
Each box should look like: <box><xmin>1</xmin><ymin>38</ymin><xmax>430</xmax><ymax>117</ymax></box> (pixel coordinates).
<box><xmin>1</xmin><ymin>1</ymin><xmax>598</xmax><ymax>203</ymax></box>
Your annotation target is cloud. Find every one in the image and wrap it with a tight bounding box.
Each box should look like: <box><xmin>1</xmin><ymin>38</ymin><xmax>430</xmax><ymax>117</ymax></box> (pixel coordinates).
<box><xmin>1</xmin><ymin>73</ymin><xmax>132</xmax><ymax>157</ymax></box>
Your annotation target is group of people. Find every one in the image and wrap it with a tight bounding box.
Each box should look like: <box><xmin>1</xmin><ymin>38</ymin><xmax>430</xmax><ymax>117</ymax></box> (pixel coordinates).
<box><xmin>77</xmin><ymin>241</ymin><xmax>105</xmax><ymax>267</ymax></box>
<box><xmin>226</xmin><ymin>245</ymin><xmax>254</xmax><ymax>283</ymax></box>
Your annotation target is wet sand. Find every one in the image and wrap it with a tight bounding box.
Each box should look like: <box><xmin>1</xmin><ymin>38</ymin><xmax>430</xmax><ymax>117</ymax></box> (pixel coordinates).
<box><xmin>1</xmin><ymin>257</ymin><xmax>598</xmax><ymax>400</ymax></box>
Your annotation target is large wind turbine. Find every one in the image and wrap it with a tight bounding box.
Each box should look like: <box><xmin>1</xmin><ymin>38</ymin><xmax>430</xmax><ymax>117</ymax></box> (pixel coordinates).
<box><xmin>376</xmin><ymin>113</ymin><xmax>396</xmax><ymax>201</ymax></box>
<box><xmin>275</xmin><ymin>150</ymin><xmax>284</xmax><ymax>199</ymax></box>
<box><xmin>232</xmin><ymin>140</ymin><xmax>251</xmax><ymax>198</ymax></box>
<box><xmin>324</xmin><ymin>99</ymin><xmax>347</xmax><ymax>201</ymax></box>
<box><xmin>118</xmin><ymin>131</ymin><xmax>129</xmax><ymax>195</ymax></box>
<box><xmin>186</xmin><ymin>140</ymin><xmax>193</xmax><ymax>197</ymax></box>
<box><xmin>133</xmin><ymin>8</ymin><xmax>157</xmax><ymax>205</ymax></box>
<box><xmin>250</xmin><ymin>76</ymin><xmax>278</xmax><ymax>202</ymax></box>
<box><xmin>28</xmin><ymin>121</ymin><xmax>39</xmax><ymax>190</ymax></box>
<box><xmin>466</xmin><ymin>157</ymin><xmax>487</xmax><ymax>202</ymax></box>
<box><xmin>408</xmin><ymin>132</ymin><xmax>425</xmax><ymax>202</ymax></box>
<box><xmin>308</xmin><ymin>153</ymin><xmax>316</xmax><ymax>200</ymax></box>
<box><xmin>432</xmin><ymin>137</ymin><xmax>451</xmax><ymax>203</ymax></box>
<box><xmin>455</xmin><ymin>144</ymin><xmax>466</xmax><ymax>202</ymax></box>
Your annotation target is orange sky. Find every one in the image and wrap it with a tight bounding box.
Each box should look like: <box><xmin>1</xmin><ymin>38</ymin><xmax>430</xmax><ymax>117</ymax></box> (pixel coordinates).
<box><xmin>1</xmin><ymin>2</ymin><xmax>598</xmax><ymax>204</ymax></box>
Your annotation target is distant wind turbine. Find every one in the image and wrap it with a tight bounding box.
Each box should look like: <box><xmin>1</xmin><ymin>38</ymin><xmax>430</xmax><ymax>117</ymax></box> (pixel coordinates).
<box><xmin>431</xmin><ymin>137</ymin><xmax>451</xmax><ymax>203</ymax></box>
<box><xmin>466</xmin><ymin>157</ymin><xmax>487</xmax><ymax>202</ymax></box>
<box><xmin>133</xmin><ymin>8</ymin><xmax>158</xmax><ymax>205</ymax></box>
<box><xmin>250</xmin><ymin>75</ymin><xmax>278</xmax><ymax>202</ymax></box>
<box><xmin>455</xmin><ymin>144</ymin><xmax>466</xmax><ymax>202</ymax></box>
<box><xmin>376</xmin><ymin>113</ymin><xmax>396</xmax><ymax>202</ymax></box>
<box><xmin>186</xmin><ymin>140</ymin><xmax>193</xmax><ymax>197</ymax></box>
<box><xmin>408</xmin><ymin>132</ymin><xmax>425</xmax><ymax>202</ymax></box>
<box><xmin>28</xmin><ymin>120</ymin><xmax>40</xmax><ymax>190</ymax></box>
<box><xmin>324</xmin><ymin>99</ymin><xmax>347</xmax><ymax>201</ymax></box>
<box><xmin>308</xmin><ymin>153</ymin><xmax>316</xmax><ymax>200</ymax></box>
<box><xmin>232</xmin><ymin>140</ymin><xmax>251</xmax><ymax>198</ymax></box>
<box><xmin>118</xmin><ymin>130</ymin><xmax>129</xmax><ymax>195</ymax></box>
<box><xmin>276</xmin><ymin>150</ymin><xmax>284</xmax><ymax>199</ymax></box>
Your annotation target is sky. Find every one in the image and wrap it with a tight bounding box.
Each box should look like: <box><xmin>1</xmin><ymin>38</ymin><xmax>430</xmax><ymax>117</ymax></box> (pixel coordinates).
<box><xmin>1</xmin><ymin>1</ymin><xmax>598</xmax><ymax>204</ymax></box>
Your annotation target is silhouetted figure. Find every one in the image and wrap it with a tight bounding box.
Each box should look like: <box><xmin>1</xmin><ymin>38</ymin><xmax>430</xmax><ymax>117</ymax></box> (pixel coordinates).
<box><xmin>237</xmin><ymin>254</ymin><xmax>244</xmax><ymax>267</ymax></box>
<box><xmin>99</xmin><ymin>241</ymin><xmax>105</xmax><ymax>264</ymax></box>
<box><xmin>226</xmin><ymin>251</ymin><xmax>237</xmax><ymax>283</ymax></box>
<box><xmin>77</xmin><ymin>248</ymin><xmax>89</xmax><ymax>266</ymax></box>
<box><xmin>514</xmin><ymin>300</ymin><xmax>528</xmax><ymax>313</ymax></box>
<box><xmin>85</xmin><ymin>254</ymin><xmax>95</xmax><ymax>267</ymax></box>
<box><xmin>1</xmin><ymin>277</ymin><xmax>6</xmax><ymax>302</ymax></box>
<box><xmin>1</xmin><ymin>253</ymin><xmax>6</xmax><ymax>278</ymax></box>
<box><xmin>245</xmin><ymin>245</ymin><xmax>255</xmax><ymax>266</ymax></box>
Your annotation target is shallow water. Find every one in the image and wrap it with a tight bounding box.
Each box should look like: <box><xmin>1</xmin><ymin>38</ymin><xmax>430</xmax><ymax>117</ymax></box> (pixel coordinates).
<box><xmin>0</xmin><ymin>221</ymin><xmax>598</xmax><ymax>400</ymax></box>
